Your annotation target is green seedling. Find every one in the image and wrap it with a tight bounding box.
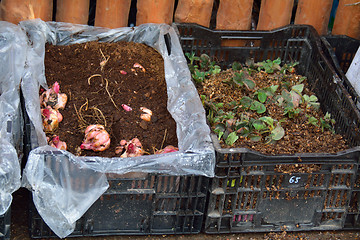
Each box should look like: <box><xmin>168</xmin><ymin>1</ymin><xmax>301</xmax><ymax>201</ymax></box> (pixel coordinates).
<box><xmin>227</xmin><ymin>71</ymin><xmax>256</xmax><ymax>90</ymax></box>
<box><xmin>320</xmin><ymin>112</ymin><xmax>335</xmax><ymax>133</ymax></box>
<box><xmin>225</xmin><ymin>131</ymin><xmax>239</xmax><ymax>146</ymax></box>
<box><xmin>186</xmin><ymin>53</ymin><xmax>221</xmax><ymax>83</ymax></box>
<box><xmin>255</xmin><ymin>85</ymin><xmax>279</xmax><ymax>103</ymax></box>
<box><xmin>256</xmin><ymin>90</ymin><xmax>267</xmax><ymax>103</ymax></box>
<box><xmin>214</xmin><ymin>123</ymin><xmax>225</xmax><ymax>140</ymax></box>
<box><xmin>280</xmin><ymin>62</ymin><xmax>299</xmax><ymax>74</ymax></box>
<box><xmin>232</xmin><ymin>61</ymin><xmax>242</xmax><ymax>71</ymax></box>
<box><xmin>277</xmin><ymin>89</ymin><xmax>293</xmax><ymax>108</ymax></box>
<box><xmin>291</xmin><ymin>84</ymin><xmax>304</xmax><ymax>94</ymax></box>
<box><xmin>239</xmin><ymin>96</ymin><xmax>266</xmax><ymax>114</ymax></box>
<box><xmin>306</xmin><ymin>115</ymin><xmax>319</xmax><ymax>127</ymax></box>
<box><xmin>250</xmin><ymin>100</ymin><xmax>266</xmax><ymax>114</ymax></box>
<box><xmin>255</xmin><ymin>58</ymin><xmax>282</xmax><ymax>73</ymax></box>
<box><xmin>258</xmin><ymin>116</ymin><xmax>285</xmax><ymax>144</ymax></box>
<box><xmin>198</xmin><ymin>54</ymin><xmax>211</xmax><ymax>69</ymax></box>
<box><xmin>192</xmin><ymin>68</ymin><xmax>206</xmax><ymax>83</ymax></box>
<box><xmin>185</xmin><ymin>52</ymin><xmax>200</xmax><ymax>66</ymax></box>
<box><xmin>277</xmin><ymin>85</ymin><xmax>305</xmax><ymax>118</ymax></box>
<box><xmin>284</xmin><ymin>106</ymin><xmax>302</xmax><ymax>118</ymax></box>
<box><xmin>303</xmin><ymin>94</ymin><xmax>320</xmax><ymax>110</ymax></box>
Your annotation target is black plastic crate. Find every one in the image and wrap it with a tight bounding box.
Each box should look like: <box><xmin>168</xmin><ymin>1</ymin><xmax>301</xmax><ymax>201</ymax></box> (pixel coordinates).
<box><xmin>24</xmin><ymin>116</ymin><xmax>209</xmax><ymax>238</ymax></box>
<box><xmin>0</xmin><ymin>209</ymin><xmax>11</xmax><ymax>240</ymax></box>
<box><xmin>176</xmin><ymin>23</ymin><xmax>360</xmax><ymax>233</ymax></box>
<box><xmin>321</xmin><ymin>35</ymin><xmax>360</xmax><ymax>109</ymax></box>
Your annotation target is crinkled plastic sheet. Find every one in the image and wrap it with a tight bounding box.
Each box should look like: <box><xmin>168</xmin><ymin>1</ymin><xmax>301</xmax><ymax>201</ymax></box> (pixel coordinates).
<box><xmin>0</xmin><ymin>22</ymin><xmax>26</xmax><ymax>215</ymax></box>
<box><xmin>21</xmin><ymin>19</ymin><xmax>214</xmax><ymax>238</ymax></box>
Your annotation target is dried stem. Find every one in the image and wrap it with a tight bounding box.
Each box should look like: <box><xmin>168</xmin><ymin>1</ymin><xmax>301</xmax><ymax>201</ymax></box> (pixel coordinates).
<box><xmin>160</xmin><ymin>129</ymin><xmax>167</xmax><ymax>150</ymax></box>
<box><xmin>91</xmin><ymin>106</ymin><xmax>107</xmax><ymax>127</ymax></box>
<box><xmin>87</xmin><ymin>74</ymin><xmax>121</xmax><ymax>112</ymax></box>
<box><xmin>75</xmin><ymin>99</ymin><xmax>107</xmax><ymax>129</ymax></box>
<box><xmin>87</xmin><ymin>74</ymin><xmax>103</xmax><ymax>85</ymax></box>
<box><xmin>104</xmin><ymin>78</ymin><xmax>121</xmax><ymax>112</ymax></box>
<box><xmin>99</xmin><ymin>48</ymin><xmax>110</xmax><ymax>71</ymax></box>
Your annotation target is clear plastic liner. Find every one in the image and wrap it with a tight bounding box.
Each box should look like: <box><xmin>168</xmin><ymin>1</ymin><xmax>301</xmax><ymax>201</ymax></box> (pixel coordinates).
<box><xmin>0</xmin><ymin>22</ymin><xmax>26</xmax><ymax>215</ymax></box>
<box><xmin>20</xmin><ymin>19</ymin><xmax>214</xmax><ymax>238</ymax></box>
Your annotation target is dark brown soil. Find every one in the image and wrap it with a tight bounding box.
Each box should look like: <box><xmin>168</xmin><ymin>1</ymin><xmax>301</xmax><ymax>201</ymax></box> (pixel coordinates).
<box><xmin>44</xmin><ymin>41</ymin><xmax>177</xmax><ymax>157</ymax></box>
<box><xmin>198</xmin><ymin>69</ymin><xmax>348</xmax><ymax>155</ymax></box>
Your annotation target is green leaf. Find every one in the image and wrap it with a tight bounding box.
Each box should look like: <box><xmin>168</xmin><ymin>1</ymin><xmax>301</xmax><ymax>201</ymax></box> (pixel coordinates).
<box><xmin>215</xmin><ymin>102</ymin><xmax>224</xmax><ymax>109</ymax></box>
<box><xmin>240</xmin><ymin>96</ymin><xmax>253</xmax><ymax>109</ymax></box>
<box><xmin>226</xmin><ymin>101</ymin><xmax>238</xmax><ymax>109</ymax></box>
<box><xmin>268</xmin><ymin>85</ymin><xmax>279</xmax><ymax>95</ymax></box>
<box><xmin>211</xmin><ymin>65</ymin><xmax>221</xmax><ymax>74</ymax></box>
<box><xmin>225</xmin><ymin>132</ymin><xmax>239</xmax><ymax>146</ymax></box>
<box><xmin>271</xmin><ymin>124</ymin><xmax>285</xmax><ymax>140</ymax></box>
<box><xmin>257</xmin><ymin>90</ymin><xmax>267</xmax><ymax>103</ymax></box>
<box><xmin>303</xmin><ymin>95</ymin><xmax>310</xmax><ymax>102</ymax></box>
<box><xmin>281</xmin><ymin>89</ymin><xmax>292</xmax><ymax>102</ymax></box>
<box><xmin>291</xmin><ymin>84</ymin><xmax>304</xmax><ymax>94</ymax></box>
<box><xmin>309</xmin><ymin>95</ymin><xmax>318</xmax><ymax>102</ymax></box>
<box><xmin>193</xmin><ymin>69</ymin><xmax>206</xmax><ymax>83</ymax></box>
<box><xmin>243</xmin><ymin>78</ymin><xmax>256</xmax><ymax>89</ymax></box>
<box><xmin>259</xmin><ymin>116</ymin><xmax>274</xmax><ymax>127</ymax></box>
<box><xmin>233</xmin><ymin>72</ymin><xmax>244</xmax><ymax>85</ymax></box>
<box><xmin>249</xmin><ymin>135</ymin><xmax>262</xmax><ymax>142</ymax></box>
<box><xmin>269</xmin><ymin>85</ymin><xmax>279</xmax><ymax>94</ymax></box>
<box><xmin>232</xmin><ymin>61</ymin><xmax>242</xmax><ymax>71</ymax></box>
<box><xmin>253</xmin><ymin>120</ymin><xmax>265</xmax><ymax>131</ymax></box>
<box><xmin>307</xmin><ymin>115</ymin><xmax>319</xmax><ymax>127</ymax></box>
<box><xmin>310</xmin><ymin>102</ymin><xmax>320</xmax><ymax>110</ymax></box>
<box><xmin>250</xmin><ymin>101</ymin><xmax>266</xmax><ymax>114</ymax></box>
<box><xmin>217</xmin><ymin>131</ymin><xmax>224</xmax><ymax>140</ymax></box>
<box><xmin>273</xmin><ymin>58</ymin><xmax>281</xmax><ymax>65</ymax></box>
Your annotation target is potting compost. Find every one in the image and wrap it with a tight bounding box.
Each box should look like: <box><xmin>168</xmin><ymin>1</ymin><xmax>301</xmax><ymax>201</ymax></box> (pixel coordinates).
<box><xmin>44</xmin><ymin>41</ymin><xmax>178</xmax><ymax>157</ymax></box>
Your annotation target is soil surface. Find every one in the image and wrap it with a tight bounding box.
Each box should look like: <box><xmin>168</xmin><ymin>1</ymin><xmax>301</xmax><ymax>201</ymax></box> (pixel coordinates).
<box><xmin>198</xmin><ymin>68</ymin><xmax>349</xmax><ymax>155</ymax></box>
<box><xmin>44</xmin><ymin>41</ymin><xmax>177</xmax><ymax>157</ymax></box>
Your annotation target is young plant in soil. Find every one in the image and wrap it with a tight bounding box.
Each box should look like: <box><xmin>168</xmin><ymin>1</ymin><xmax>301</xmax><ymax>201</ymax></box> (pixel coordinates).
<box><xmin>186</xmin><ymin>54</ymin><xmax>348</xmax><ymax>155</ymax></box>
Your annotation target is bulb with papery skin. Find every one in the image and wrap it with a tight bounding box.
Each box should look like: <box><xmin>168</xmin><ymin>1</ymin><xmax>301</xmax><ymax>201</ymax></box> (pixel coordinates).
<box><xmin>140</xmin><ymin>107</ymin><xmax>152</xmax><ymax>122</ymax></box>
<box><xmin>115</xmin><ymin>138</ymin><xmax>144</xmax><ymax>158</ymax></box>
<box><xmin>41</xmin><ymin>106</ymin><xmax>63</xmax><ymax>132</ymax></box>
<box><xmin>80</xmin><ymin>124</ymin><xmax>110</xmax><ymax>152</ymax></box>
<box><xmin>40</xmin><ymin>81</ymin><xmax>68</xmax><ymax>110</ymax></box>
<box><xmin>155</xmin><ymin>145</ymin><xmax>179</xmax><ymax>154</ymax></box>
<box><xmin>48</xmin><ymin>135</ymin><xmax>67</xmax><ymax>150</ymax></box>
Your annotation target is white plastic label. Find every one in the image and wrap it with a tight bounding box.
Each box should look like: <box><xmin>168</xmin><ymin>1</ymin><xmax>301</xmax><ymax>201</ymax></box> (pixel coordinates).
<box><xmin>289</xmin><ymin>176</ymin><xmax>301</xmax><ymax>184</ymax></box>
<box><xmin>346</xmin><ymin>46</ymin><xmax>360</xmax><ymax>96</ymax></box>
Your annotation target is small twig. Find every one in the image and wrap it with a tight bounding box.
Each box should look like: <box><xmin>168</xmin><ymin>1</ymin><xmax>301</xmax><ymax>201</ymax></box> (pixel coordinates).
<box><xmin>345</xmin><ymin>1</ymin><xmax>360</xmax><ymax>6</ymax></box>
<box><xmin>160</xmin><ymin>129</ymin><xmax>167</xmax><ymax>150</ymax></box>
